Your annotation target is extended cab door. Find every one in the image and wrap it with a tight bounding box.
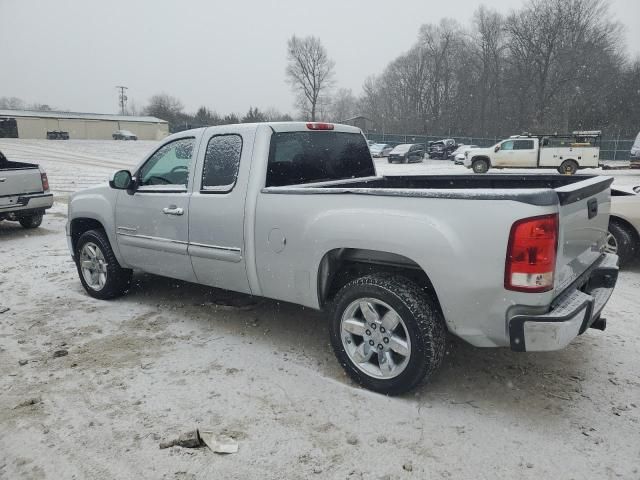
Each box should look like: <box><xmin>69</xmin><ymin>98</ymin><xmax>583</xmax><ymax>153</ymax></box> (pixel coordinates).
<box><xmin>114</xmin><ymin>135</ymin><xmax>199</xmax><ymax>282</ymax></box>
<box><xmin>187</xmin><ymin>126</ymin><xmax>254</xmax><ymax>294</ymax></box>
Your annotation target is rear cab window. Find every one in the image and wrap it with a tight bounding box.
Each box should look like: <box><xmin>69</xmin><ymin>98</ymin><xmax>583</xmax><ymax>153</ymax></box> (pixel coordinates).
<box><xmin>266</xmin><ymin>131</ymin><xmax>375</xmax><ymax>187</ymax></box>
<box><xmin>201</xmin><ymin>134</ymin><xmax>243</xmax><ymax>192</ymax></box>
<box><xmin>514</xmin><ymin>140</ymin><xmax>534</xmax><ymax>150</ymax></box>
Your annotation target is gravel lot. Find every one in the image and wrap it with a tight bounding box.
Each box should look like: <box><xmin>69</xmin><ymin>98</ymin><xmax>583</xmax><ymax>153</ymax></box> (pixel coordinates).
<box><xmin>1</xmin><ymin>139</ymin><xmax>639</xmax><ymax>479</ymax></box>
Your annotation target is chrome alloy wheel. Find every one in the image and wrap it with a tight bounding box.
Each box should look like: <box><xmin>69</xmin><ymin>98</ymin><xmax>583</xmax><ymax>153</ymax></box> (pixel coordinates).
<box><xmin>604</xmin><ymin>232</ymin><xmax>618</xmax><ymax>254</ymax></box>
<box><xmin>80</xmin><ymin>242</ymin><xmax>108</xmax><ymax>290</ymax></box>
<box><xmin>340</xmin><ymin>298</ymin><xmax>411</xmax><ymax>379</ymax></box>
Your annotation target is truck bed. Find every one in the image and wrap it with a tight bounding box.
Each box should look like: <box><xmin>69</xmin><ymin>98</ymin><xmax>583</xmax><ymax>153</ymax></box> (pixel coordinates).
<box><xmin>264</xmin><ymin>174</ymin><xmax>609</xmax><ymax>207</ymax></box>
<box><xmin>0</xmin><ymin>160</ymin><xmax>39</xmax><ymax>171</ymax></box>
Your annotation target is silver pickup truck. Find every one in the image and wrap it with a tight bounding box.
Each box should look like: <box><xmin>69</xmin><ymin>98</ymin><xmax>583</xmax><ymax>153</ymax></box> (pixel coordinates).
<box><xmin>0</xmin><ymin>150</ymin><xmax>53</xmax><ymax>228</ymax></box>
<box><xmin>66</xmin><ymin>122</ymin><xmax>619</xmax><ymax>395</ymax></box>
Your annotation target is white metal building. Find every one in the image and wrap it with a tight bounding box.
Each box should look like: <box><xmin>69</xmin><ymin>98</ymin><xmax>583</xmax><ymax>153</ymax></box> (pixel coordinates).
<box><xmin>0</xmin><ymin>109</ymin><xmax>169</xmax><ymax>140</ymax></box>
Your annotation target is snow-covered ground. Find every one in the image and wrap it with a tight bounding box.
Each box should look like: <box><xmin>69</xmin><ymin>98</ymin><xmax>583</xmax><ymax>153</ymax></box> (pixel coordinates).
<box><xmin>1</xmin><ymin>139</ymin><xmax>639</xmax><ymax>479</ymax></box>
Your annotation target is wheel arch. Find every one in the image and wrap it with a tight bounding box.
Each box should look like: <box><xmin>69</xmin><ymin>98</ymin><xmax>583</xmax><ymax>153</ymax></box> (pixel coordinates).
<box><xmin>70</xmin><ymin>217</ymin><xmax>107</xmax><ymax>254</ymax></box>
<box><xmin>317</xmin><ymin>248</ymin><xmax>443</xmax><ymax>315</ymax></box>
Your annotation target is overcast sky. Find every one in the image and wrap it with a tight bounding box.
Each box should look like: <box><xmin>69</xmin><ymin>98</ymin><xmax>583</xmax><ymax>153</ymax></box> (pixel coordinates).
<box><xmin>1</xmin><ymin>0</ymin><xmax>638</xmax><ymax>116</ymax></box>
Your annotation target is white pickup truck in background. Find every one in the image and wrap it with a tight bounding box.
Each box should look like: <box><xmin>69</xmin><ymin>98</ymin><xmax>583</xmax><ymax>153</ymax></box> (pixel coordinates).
<box><xmin>0</xmin><ymin>150</ymin><xmax>53</xmax><ymax>228</ymax></box>
<box><xmin>464</xmin><ymin>131</ymin><xmax>601</xmax><ymax>174</ymax></box>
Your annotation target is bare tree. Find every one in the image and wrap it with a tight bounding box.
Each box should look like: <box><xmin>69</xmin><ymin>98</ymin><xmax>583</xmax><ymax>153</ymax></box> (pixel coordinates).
<box><xmin>286</xmin><ymin>35</ymin><xmax>335</xmax><ymax>121</ymax></box>
<box><xmin>0</xmin><ymin>97</ymin><xmax>26</xmax><ymax>110</ymax></box>
<box><xmin>143</xmin><ymin>93</ymin><xmax>184</xmax><ymax>126</ymax></box>
<box><xmin>328</xmin><ymin>88</ymin><xmax>358</xmax><ymax>122</ymax></box>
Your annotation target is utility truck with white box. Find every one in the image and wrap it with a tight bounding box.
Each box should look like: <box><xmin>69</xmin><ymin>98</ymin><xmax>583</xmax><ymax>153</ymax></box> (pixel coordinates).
<box><xmin>67</xmin><ymin>122</ymin><xmax>618</xmax><ymax>394</ymax></box>
<box><xmin>464</xmin><ymin>131</ymin><xmax>601</xmax><ymax>174</ymax></box>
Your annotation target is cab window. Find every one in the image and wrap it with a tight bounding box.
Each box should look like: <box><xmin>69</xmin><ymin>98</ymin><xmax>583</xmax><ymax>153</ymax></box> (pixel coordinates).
<box><xmin>514</xmin><ymin>140</ymin><xmax>534</xmax><ymax>150</ymax></box>
<box><xmin>138</xmin><ymin>138</ymin><xmax>195</xmax><ymax>187</ymax></box>
<box><xmin>501</xmin><ymin>140</ymin><xmax>514</xmax><ymax>151</ymax></box>
<box><xmin>201</xmin><ymin>134</ymin><xmax>243</xmax><ymax>192</ymax></box>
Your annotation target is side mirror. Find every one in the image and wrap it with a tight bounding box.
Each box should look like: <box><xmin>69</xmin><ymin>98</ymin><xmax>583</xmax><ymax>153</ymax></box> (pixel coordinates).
<box><xmin>110</xmin><ymin>170</ymin><xmax>132</xmax><ymax>189</ymax></box>
<box><xmin>494</xmin><ymin>145</ymin><xmax>500</xmax><ymax>153</ymax></box>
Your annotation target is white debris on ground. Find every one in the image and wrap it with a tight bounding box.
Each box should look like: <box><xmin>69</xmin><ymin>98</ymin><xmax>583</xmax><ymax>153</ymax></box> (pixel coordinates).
<box><xmin>0</xmin><ymin>139</ymin><xmax>639</xmax><ymax>479</ymax></box>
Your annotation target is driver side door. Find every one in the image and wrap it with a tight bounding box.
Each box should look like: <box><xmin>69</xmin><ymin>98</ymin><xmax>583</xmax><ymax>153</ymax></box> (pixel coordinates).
<box><xmin>115</xmin><ymin>135</ymin><xmax>199</xmax><ymax>282</ymax></box>
<box><xmin>492</xmin><ymin>140</ymin><xmax>514</xmax><ymax>167</ymax></box>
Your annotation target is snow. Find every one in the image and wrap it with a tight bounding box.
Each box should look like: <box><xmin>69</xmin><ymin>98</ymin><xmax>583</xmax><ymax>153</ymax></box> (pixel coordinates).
<box><xmin>1</xmin><ymin>139</ymin><xmax>640</xmax><ymax>479</ymax></box>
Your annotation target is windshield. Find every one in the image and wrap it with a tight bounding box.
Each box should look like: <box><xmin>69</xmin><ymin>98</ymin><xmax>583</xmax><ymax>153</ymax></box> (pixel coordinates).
<box><xmin>392</xmin><ymin>144</ymin><xmax>411</xmax><ymax>153</ymax></box>
<box><xmin>266</xmin><ymin>131</ymin><xmax>375</xmax><ymax>186</ymax></box>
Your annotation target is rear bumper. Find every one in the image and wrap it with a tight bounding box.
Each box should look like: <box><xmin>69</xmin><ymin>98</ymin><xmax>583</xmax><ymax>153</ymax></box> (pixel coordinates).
<box><xmin>508</xmin><ymin>253</ymin><xmax>618</xmax><ymax>352</ymax></box>
<box><xmin>0</xmin><ymin>193</ymin><xmax>53</xmax><ymax>216</ymax></box>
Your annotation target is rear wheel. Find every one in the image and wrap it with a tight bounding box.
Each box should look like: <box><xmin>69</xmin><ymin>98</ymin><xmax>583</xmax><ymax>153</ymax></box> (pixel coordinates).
<box><xmin>558</xmin><ymin>160</ymin><xmax>578</xmax><ymax>175</ymax></box>
<box><xmin>606</xmin><ymin>219</ymin><xmax>637</xmax><ymax>267</ymax></box>
<box><xmin>329</xmin><ymin>273</ymin><xmax>446</xmax><ymax>395</ymax></box>
<box><xmin>471</xmin><ymin>158</ymin><xmax>489</xmax><ymax>174</ymax></box>
<box><xmin>75</xmin><ymin>229</ymin><xmax>132</xmax><ymax>299</ymax></box>
<box><xmin>19</xmin><ymin>213</ymin><xmax>43</xmax><ymax>229</ymax></box>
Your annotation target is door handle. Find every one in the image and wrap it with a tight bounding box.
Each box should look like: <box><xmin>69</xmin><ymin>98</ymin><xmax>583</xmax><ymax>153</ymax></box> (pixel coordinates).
<box><xmin>0</xmin><ymin>178</ymin><xmax>6</xmax><ymax>182</ymax></box>
<box><xmin>162</xmin><ymin>206</ymin><xmax>184</xmax><ymax>216</ymax></box>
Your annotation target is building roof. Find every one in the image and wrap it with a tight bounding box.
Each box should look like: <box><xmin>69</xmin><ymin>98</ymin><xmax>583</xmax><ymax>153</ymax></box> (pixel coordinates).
<box><xmin>0</xmin><ymin>109</ymin><xmax>167</xmax><ymax>124</ymax></box>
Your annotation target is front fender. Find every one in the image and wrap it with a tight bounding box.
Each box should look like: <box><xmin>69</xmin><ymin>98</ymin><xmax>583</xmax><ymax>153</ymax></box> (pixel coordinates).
<box><xmin>67</xmin><ymin>186</ymin><xmax>128</xmax><ymax>267</ymax></box>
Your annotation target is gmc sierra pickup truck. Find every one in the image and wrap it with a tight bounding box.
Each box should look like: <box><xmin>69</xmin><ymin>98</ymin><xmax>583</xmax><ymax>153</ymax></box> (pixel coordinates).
<box><xmin>66</xmin><ymin>122</ymin><xmax>619</xmax><ymax>395</ymax></box>
<box><xmin>0</xmin><ymin>150</ymin><xmax>53</xmax><ymax>228</ymax></box>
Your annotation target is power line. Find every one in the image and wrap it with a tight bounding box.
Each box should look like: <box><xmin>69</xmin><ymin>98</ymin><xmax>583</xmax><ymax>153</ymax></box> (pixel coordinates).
<box><xmin>116</xmin><ymin>86</ymin><xmax>128</xmax><ymax>115</ymax></box>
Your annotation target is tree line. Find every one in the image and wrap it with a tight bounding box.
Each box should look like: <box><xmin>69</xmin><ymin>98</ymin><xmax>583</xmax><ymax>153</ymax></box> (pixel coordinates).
<box><xmin>3</xmin><ymin>0</ymin><xmax>638</xmax><ymax>138</ymax></box>
<box><xmin>356</xmin><ymin>0</ymin><xmax>640</xmax><ymax>137</ymax></box>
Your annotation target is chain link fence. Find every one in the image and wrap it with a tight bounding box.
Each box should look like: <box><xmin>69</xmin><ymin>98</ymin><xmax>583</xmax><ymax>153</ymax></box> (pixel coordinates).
<box><xmin>365</xmin><ymin>133</ymin><xmax>636</xmax><ymax>161</ymax></box>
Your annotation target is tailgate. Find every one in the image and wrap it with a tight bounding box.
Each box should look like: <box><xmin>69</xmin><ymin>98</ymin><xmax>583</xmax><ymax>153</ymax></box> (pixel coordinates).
<box><xmin>0</xmin><ymin>167</ymin><xmax>43</xmax><ymax>198</ymax></box>
<box><xmin>554</xmin><ymin>176</ymin><xmax>613</xmax><ymax>294</ymax></box>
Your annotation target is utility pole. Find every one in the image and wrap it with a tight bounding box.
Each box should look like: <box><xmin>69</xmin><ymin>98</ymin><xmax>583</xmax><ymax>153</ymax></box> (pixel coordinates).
<box><xmin>116</xmin><ymin>86</ymin><xmax>128</xmax><ymax>115</ymax></box>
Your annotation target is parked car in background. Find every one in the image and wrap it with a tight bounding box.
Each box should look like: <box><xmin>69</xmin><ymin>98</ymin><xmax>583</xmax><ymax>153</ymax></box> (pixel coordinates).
<box><xmin>47</xmin><ymin>130</ymin><xmax>69</xmax><ymax>140</ymax></box>
<box><xmin>452</xmin><ymin>145</ymin><xmax>479</xmax><ymax>164</ymax></box>
<box><xmin>464</xmin><ymin>131</ymin><xmax>601</xmax><ymax>174</ymax></box>
<box><xmin>367</xmin><ymin>139</ymin><xmax>376</xmax><ymax>147</ymax></box>
<box><xmin>387</xmin><ymin>143</ymin><xmax>425</xmax><ymax>163</ymax></box>
<box><xmin>0</xmin><ymin>150</ymin><xmax>53</xmax><ymax>228</ymax></box>
<box><xmin>369</xmin><ymin>143</ymin><xmax>393</xmax><ymax>158</ymax></box>
<box><xmin>113</xmin><ymin>130</ymin><xmax>138</xmax><ymax>141</ymax></box>
<box><xmin>630</xmin><ymin>131</ymin><xmax>640</xmax><ymax>168</ymax></box>
<box><xmin>428</xmin><ymin>138</ymin><xmax>457</xmax><ymax>159</ymax></box>
<box><xmin>607</xmin><ymin>185</ymin><xmax>640</xmax><ymax>266</ymax></box>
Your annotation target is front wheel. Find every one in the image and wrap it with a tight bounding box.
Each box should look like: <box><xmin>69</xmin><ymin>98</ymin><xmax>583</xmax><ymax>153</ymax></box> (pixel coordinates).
<box><xmin>75</xmin><ymin>229</ymin><xmax>132</xmax><ymax>299</ymax></box>
<box><xmin>19</xmin><ymin>213</ymin><xmax>43</xmax><ymax>229</ymax></box>
<box><xmin>329</xmin><ymin>273</ymin><xmax>446</xmax><ymax>395</ymax></box>
<box><xmin>471</xmin><ymin>158</ymin><xmax>489</xmax><ymax>174</ymax></box>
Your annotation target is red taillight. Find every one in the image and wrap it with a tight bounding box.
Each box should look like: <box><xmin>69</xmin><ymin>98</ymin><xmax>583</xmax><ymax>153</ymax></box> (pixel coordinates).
<box><xmin>505</xmin><ymin>214</ymin><xmax>558</xmax><ymax>293</ymax></box>
<box><xmin>306</xmin><ymin>122</ymin><xmax>334</xmax><ymax>130</ymax></box>
<box><xmin>41</xmin><ymin>172</ymin><xmax>49</xmax><ymax>191</ymax></box>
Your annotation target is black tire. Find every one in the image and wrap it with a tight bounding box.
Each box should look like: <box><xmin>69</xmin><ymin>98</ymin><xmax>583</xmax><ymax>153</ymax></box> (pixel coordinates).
<box><xmin>19</xmin><ymin>213</ymin><xmax>43</xmax><ymax>229</ymax></box>
<box><xmin>608</xmin><ymin>219</ymin><xmax>637</xmax><ymax>267</ymax></box>
<box><xmin>388</xmin><ymin>159</ymin><xmax>392</xmax><ymax>164</ymax></box>
<box><xmin>558</xmin><ymin>160</ymin><xmax>578</xmax><ymax>175</ymax></box>
<box><xmin>471</xmin><ymin>158</ymin><xmax>489</xmax><ymax>174</ymax></box>
<box><xmin>75</xmin><ymin>229</ymin><xmax>132</xmax><ymax>299</ymax></box>
<box><xmin>329</xmin><ymin>273</ymin><xmax>446</xmax><ymax>395</ymax></box>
